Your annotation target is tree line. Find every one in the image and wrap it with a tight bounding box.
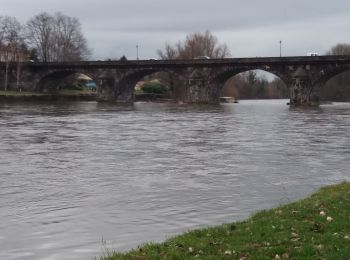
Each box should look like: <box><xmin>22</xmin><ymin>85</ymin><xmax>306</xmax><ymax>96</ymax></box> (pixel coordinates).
<box><xmin>221</xmin><ymin>71</ymin><xmax>288</xmax><ymax>100</ymax></box>
<box><xmin>0</xmin><ymin>12</ymin><xmax>90</xmax><ymax>63</ymax></box>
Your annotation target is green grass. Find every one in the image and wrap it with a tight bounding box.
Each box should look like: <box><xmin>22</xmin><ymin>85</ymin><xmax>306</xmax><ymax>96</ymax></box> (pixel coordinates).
<box><xmin>0</xmin><ymin>89</ymin><xmax>95</xmax><ymax>97</ymax></box>
<box><xmin>99</xmin><ymin>182</ymin><xmax>350</xmax><ymax>259</ymax></box>
<box><xmin>57</xmin><ymin>88</ymin><xmax>95</xmax><ymax>96</ymax></box>
<box><xmin>0</xmin><ymin>90</ymin><xmax>45</xmax><ymax>96</ymax></box>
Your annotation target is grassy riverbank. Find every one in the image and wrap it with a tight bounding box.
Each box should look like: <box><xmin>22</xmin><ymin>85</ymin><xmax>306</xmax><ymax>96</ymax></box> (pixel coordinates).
<box><xmin>0</xmin><ymin>90</ymin><xmax>96</xmax><ymax>101</ymax></box>
<box><xmin>0</xmin><ymin>90</ymin><xmax>46</xmax><ymax>96</ymax></box>
<box><xmin>100</xmin><ymin>182</ymin><xmax>350</xmax><ymax>259</ymax></box>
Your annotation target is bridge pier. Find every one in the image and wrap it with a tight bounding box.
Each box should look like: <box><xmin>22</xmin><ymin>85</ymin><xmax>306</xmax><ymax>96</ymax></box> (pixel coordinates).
<box><xmin>288</xmin><ymin>66</ymin><xmax>320</xmax><ymax>106</ymax></box>
<box><xmin>184</xmin><ymin>80</ymin><xmax>220</xmax><ymax>103</ymax></box>
<box><xmin>96</xmin><ymin>72</ymin><xmax>134</xmax><ymax>102</ymax></box>
<box><xmin>183</xmin><ymin>69</ymin><xmax>221</xmax><ymax>103</ymax></box>
<box><xmin>97</xmin><ymin>77</ymin><xmax>116</xmax><ymax>101</ymax></box>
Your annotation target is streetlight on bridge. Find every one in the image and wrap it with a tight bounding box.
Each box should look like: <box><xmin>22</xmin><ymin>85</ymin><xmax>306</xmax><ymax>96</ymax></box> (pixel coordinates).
<box><xmin>279</xmin><ymin>40</ymin><xmax>282</xmax><ymax>57</ymax></box>
<box><xmin>136</xmin><ymin>44</ymin><xmax>139</xmax><ymax>60</ymax></box>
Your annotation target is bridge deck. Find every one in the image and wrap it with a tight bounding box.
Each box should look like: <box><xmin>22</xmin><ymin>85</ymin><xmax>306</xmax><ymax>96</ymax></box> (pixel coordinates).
<box><xmin>2</xmin><ymin>55</ymin><xmax>350</xmax><ymax>69</ymax></box>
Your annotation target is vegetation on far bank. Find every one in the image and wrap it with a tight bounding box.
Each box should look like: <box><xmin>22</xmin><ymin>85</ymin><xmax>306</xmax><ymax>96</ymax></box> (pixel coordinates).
<box><xmin>133</xmin><ymin>80</ymin><xmax>171</xmax><ymax>101</ymax></box>
<box><xmin>100</xmin><ymin>182</ymin><xmax>350</xmax><ymax>260</ymax></box>
<box><xmin>0</xmin><ymin>90</ymin><xmax>45</xmax><ymax>96</ymax></box>
<box><xmin>0</xmin><ymin>88</ymin><xmax>96</xmax><ymax>101</ymax></box>
<box><xmin>57</xmin><ymin>83</ymin><xmax>96</xmax><ymax>96</ymax></box>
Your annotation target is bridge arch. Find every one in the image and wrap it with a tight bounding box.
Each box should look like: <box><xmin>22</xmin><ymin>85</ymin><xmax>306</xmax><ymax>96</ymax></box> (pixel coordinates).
<box><xmin>312</xmin><ymin>64</ymin><xmax>350</xmax><ymax>88</ymax></box>
<box><xmin>104</xmin><ymin>68</ymin><xmax>186</xmax><ymax>102</ymax></box>
<box><xmin>211</xmin><ymin>66</ymin><xmax>288</xmax><ymax>86</ymax></box>
<box><xmin>313</xmin><ymin>65</ymin><xmax>350</xmax><ymax>101</ymax></box>
<box><xmin>214</xmin><ymin>68</ymin><xmax>288</xmax><ymax>100</ymax></box>
<box><xmin>36</xmin><ymin>69</ymin><xmax>97</xmax><ymax>93</ymax></box>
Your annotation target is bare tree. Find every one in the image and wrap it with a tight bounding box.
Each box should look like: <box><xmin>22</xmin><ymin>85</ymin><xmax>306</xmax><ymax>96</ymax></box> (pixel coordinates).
<box><xmin>26</xmin><ymin>12</ymin><xmax>91</xmax><ymax>62</ymax></box>
<box><xmin>326</xmin><ymin>43</ymin><xmax>350</xmax><ymax>55</ymax></box>
<box><xmin>26</xmin><ymin>12</ymin><xmax>54</xmax><ymax>62</ymax></box>
<box><xmin>0</xmin><ymin>16</ymin><xmax>25</xmax><ymax>91</ymax></box>
<box><xmin>53</xmin><ymin>13</ymin><xmax>91</xmax><ymax>61</ymax></box>
<box><xmin>157</xmin><ymin>30</ymin><xmax>231</xmax><ymax>59</ymax></box>
<box><xmin>157</xmin><ymin>43</ymin><xmax>178</xmax><ymax>60</ymax></box>
<box><xmin>156</xmin><ymin>31</ymin><xmax>231</xmax><ymax>100</ymax></box>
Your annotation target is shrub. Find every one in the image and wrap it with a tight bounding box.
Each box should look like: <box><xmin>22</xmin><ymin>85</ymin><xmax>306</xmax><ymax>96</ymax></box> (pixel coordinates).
<box><xmin>141</xmin><ymin>82</ymin><xmax>169</xmax><ymax>95</ymax></box>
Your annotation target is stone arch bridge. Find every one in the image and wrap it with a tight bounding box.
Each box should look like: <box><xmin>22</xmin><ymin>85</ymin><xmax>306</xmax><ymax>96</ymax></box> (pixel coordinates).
<box><xmin>1</xmin><ymin>55</ymin><xmax>350</xmax><ymax>105</ymax></box>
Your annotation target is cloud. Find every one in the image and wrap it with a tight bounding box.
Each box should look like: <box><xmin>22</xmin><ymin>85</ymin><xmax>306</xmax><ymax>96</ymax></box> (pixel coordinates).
<box><xmin>2</xmin><ymin>0</ymin><xmax>350</xmax><ymax>59</ymax></box>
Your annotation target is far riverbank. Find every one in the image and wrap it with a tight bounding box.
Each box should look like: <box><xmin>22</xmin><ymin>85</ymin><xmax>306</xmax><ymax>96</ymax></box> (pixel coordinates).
<box><xmin>0</xmin><ymin>90</ymin><xmax>96</xmax><ymax>102</ymax></box>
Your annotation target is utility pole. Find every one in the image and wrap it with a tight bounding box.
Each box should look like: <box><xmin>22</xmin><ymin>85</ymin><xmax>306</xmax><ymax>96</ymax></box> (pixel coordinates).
<box><xmin>136</xmin><ymin>44</ymin><xmax>139</xmax><ymax>60</ymax></box>
<box><xmin>279</xmin><ymin>40</ymin><xmax>282</xmax><ymax>57</ymax></box>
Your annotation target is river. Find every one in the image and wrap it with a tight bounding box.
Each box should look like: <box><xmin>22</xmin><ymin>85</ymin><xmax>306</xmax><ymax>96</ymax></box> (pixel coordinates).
<box><xmin>0</xmin><ymin>100</ymin><xmax>349</xmax><ymax>260</ymax></box>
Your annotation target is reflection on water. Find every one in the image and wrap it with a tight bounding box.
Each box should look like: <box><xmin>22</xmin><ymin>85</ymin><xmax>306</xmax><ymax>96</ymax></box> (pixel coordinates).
<box><xmin>0</xmin><ymin>100</ymin><xmax>349</xmax><ymax>260</ymax></box>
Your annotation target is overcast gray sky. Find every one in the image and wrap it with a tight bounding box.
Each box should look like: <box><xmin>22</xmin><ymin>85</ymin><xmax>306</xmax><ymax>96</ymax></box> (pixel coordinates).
<box><xmin>2</xmin><ymin>0</ymin><xmax>350</xmax><ymax>60</ymax></box>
